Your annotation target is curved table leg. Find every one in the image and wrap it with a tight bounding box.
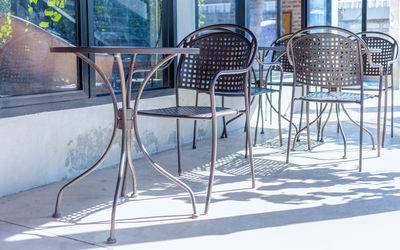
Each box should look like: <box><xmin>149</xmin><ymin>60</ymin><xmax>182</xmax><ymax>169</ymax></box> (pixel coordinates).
<box><xmin>335</xmin><ymin>104</ymin><xmax>347</xmax><ymax>159</ymax></box>
<box><xmin>132</xmin><ymin>54</ymin><xmax>198</xmax><ymax>217</ymax></box>
<box><xmin>320</xmin><ymin>104</ymin><xmax>333</xmax><ymax>142</ymax></box>
<box><xmin>265</xmin><ymin>91</ymin><xmax>299</xmax><ymax>135</ymax></box>
<box><xmin>291</xmin><ymin>103</ymin><xmax>328</xmax><ymax>151</ymax></box>
<box><xmin>340</xmin><ymin>104</ymin><xmax>376</xmax><ymax>151</ymax></box>
<box><xmin>53</xmin><ymin>53</ymin><xmax>119</xmax><ymax>219</ymax></box>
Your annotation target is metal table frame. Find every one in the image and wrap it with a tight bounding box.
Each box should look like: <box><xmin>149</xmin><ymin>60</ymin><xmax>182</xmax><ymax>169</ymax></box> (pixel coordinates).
<box><xmin>50</xmin><ymin>46</ymin><xmax>200</xmax><ymax>244</ymax></box>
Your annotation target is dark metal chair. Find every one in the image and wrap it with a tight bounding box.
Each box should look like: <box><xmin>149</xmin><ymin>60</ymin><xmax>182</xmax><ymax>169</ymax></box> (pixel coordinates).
<box><xmin>265</xmin><ymin>34</ymin><xmax>314</xmax><ymax>141</ymax></box>
<box><xmin>343</xmin><ymin>32</ymin><xmax>398</xmax><ymax>148</ymax></box>
<box><xmin>285</xmin><ymin>26</ymin><xmax>382</xmax><ymax>172</ymax></box>
<box><xmin>190</xmin><ymin>33</ymin><xmax>283</xmax><ymax>156</ymax></box>
<box><xmin>135</xmin><ymin>24</ymin><xmax>257</xmax><ymax>214</ymax></box>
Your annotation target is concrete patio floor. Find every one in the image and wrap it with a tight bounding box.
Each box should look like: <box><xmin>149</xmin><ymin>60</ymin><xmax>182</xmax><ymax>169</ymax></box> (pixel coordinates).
<box><xmin>1</xmin><ymin>96</ymin><xmax>400</xmax><ymax>250</ymax></box>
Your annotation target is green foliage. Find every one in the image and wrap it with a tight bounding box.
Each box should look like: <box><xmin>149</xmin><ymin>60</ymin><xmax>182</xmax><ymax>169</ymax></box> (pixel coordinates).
<box><xmin>198</xmin><ymin>0</ymin><xmax>205</xmax><ymax>27</ymax></box>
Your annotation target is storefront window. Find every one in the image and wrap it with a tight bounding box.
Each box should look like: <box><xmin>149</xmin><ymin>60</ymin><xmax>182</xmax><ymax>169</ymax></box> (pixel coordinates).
<box><xmin>247</xmin><ymin>0</ymin><xmax>277</xmax><ymax>47</ymax></box>
<box><xmin>0</xmin><ymin>0</ymin><xmax>78</xmax><ymax>97</ymax></box>
<box><xmin>198</xmin><ymin>0</ymin><xmax>236</xmax><ymax>27</ymax></box>
<box><xmin>93</xmin><ymin>0</ymin><xmax>166</xmax><ymax>93</ymax></box>
<box><xmin>367</xmin><ymin>0</ymin><xmax>390</xmax><ymax>32</ymax></box>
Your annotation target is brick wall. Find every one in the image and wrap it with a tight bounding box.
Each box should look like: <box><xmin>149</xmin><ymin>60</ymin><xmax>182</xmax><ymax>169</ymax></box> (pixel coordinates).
<box><xmin>282</xmin><ymin>0</ymin><xmax>302</xmax><ymax>33</ymax></box>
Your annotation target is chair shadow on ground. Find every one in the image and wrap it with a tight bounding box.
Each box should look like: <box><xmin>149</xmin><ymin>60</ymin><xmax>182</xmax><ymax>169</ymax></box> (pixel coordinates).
<box><xmin>2</xmin><ymin>114</ymin><xmax>400</xmax><ymax>247</ymax></box>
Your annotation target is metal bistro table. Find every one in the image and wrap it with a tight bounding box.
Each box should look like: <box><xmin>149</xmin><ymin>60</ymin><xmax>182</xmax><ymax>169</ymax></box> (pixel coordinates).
<box><xmin>50</xmin><ymin>46</ymin><xmax>200</xmax><ymax>243</ymax></box>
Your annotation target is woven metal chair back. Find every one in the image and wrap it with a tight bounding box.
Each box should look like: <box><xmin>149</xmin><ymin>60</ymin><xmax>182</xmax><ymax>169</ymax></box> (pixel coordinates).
<box><xmin>270</xmin><ymin>33</ymin><xmax>293</xmax><ymax>72</ymax></box>
<box><xmin>357</xmin><ymin>32</ymin><xmax>398</xmax><ymax>76</ymax></box>
<box><xmin>287</xmin><ymin>26</ymin><xmax>368</xmax><ymax>88</ymax></box>
<box><xmin>176</xmin><ymin>24</ymin><xmax>257</xmax><ymax>93</ymax></box>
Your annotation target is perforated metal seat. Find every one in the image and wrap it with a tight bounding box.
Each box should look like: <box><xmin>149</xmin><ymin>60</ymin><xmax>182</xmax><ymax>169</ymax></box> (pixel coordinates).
<box><xmin>299</xmin><ymin>92</ymin><xmax>375</xmax><ymax>103</ymax></box>
<box><xmin>138</xmin><ymin>106</ymin><xmax>239</xmax><ymax>119</ymax></box>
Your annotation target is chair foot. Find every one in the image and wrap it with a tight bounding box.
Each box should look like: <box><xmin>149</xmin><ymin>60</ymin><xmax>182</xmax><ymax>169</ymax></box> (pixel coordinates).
<box><xmin>191</xmin><ymin>213</ymin><xmax>199</xmax><ymax>219</ymax></box>
<box><xmin>178</xmin><ymin>170</ymin><xmax>182</xmax><ymax>176</ymax></box>
<box><xmin>342</xmin><ymin>156</ymin><xmax>347</xmax><ymax>159</ymax></box>
<box><xmin>107</xmin><ymin>237</ymin><xmax>116</xmax><ymax>244</ymax></box>
<box><xmin>296</xmin><ymin>138</ymin><xmax>300</xmax><ymax>142</ymax></box>
<box><xmin>372</xmin><ymin>146</ymin><xmax>376</xmax><ymax>151</ymax></box>
<box><xmin>291</xmin><ymin>148</ymin><xmax>296</xmax><ymax>152</ymax></box>
<box><xmin>320</xmin><ymin>139</ymin><xmax>324</xmax><ymax>143</ymax></box>
<box><xmin>130</xmin><ymin>192</ymin><xmax>138</xmax><ymax>198</ymax></box>
<box><xmin>52</xmin><ymin>212</ymin><xmax>61</xmax><ymax>218</ymax></box>
<box><xmin>192</xmin><ymin>145</ymin><xmax>196</xmax><ymax>149</ymax></box>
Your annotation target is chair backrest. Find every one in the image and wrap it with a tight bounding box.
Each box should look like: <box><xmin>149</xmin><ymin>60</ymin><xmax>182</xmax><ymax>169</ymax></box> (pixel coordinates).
<box><xmin>357</xmin><ymin>31</ymin><xmax>398</xmax><ymax>76</ymax></box>
<box><xmin>270</xmin><ymin>33</ymin><xmax>293</xmax><ymax>72</ymax></box>
<box><xmin>287</xmin><ymin>26</ymin><xmax>368</xmax><ymax>88</ymax></box>
<box><xmin>176</xmin><ymin>24</ymin><xmax>257</xmax><ymax>93</ymax></box>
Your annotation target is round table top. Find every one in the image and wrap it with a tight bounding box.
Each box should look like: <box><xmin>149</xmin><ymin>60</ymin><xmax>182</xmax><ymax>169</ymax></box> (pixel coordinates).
<box><xmin>50</xmin><ymin>46</ymin><xmax>200</xmax><ymax>55</ymax></box>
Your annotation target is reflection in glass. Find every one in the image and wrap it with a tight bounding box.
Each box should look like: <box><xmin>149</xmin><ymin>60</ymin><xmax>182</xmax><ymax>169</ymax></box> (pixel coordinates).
<box><xmin>198</xmin><ymin>0</ymin><xmax>236</xmax><ymax>27</ymax></box>
<box><xmin>336</xmin><ymin>0</ymin><xmax>362</xmax><ymax>33</ymax></box>
<box><xmin>367</xmin><ymin>0</ymin><xmax>390</xmax><ymax>32</ymax></box>
<box><xmin>94</xmin><ymin>0</ymin><xmax>166</xmax><ymax>93</ymax></box>
<box><xmin>247</xmin><ymin>0</ymin><xmax>277</xmax><ymax>47</ymax></box>
<box><xmin>0</xmin><ymin>0</ymin><xmax>78</xmax><ymax>97</ymax></box>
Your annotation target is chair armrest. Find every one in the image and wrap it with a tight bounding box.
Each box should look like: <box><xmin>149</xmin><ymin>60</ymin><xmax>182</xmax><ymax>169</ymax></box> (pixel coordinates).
<box><xmin>210</xmin><ymin>67</ymin><xmax>252</xmax><ymax>93</ymax></box>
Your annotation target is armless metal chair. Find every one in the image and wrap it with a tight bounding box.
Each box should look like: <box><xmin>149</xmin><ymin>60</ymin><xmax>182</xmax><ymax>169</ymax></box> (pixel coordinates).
<box><xmin>285</xmin><ymin>26</ymin><xmax>381</xmax><ymax>172</ymax></box>
<box><xmin>135</xmin><ymin>24</ymin><xmax>257</xmax><ymax>214</ymax></box>
<box><xmin>343</xmin><ymin>32</ymin><xmax>398</xmax><ymax>148</ymax></box>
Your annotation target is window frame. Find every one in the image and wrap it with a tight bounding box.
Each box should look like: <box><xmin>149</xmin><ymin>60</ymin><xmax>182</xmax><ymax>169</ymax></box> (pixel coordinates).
<box><xmin>195</xmin><ymin>0</ymin><xmax>281</xmax><ymax>40</ymax></box>
<box><xmin>304</xmin><ymin>0</ymin><xmax>370</xmax><ymax>32</ymax></box>
<box><xmin>0</xmin><ymin>0</ymin><xmax>175</xmax><ymax>110</ymax></box>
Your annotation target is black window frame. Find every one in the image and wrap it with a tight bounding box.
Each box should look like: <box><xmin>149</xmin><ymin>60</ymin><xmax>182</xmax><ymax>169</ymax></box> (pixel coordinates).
<box><xmin>195</xmin><ymin>0</ymin><xmax>281</xmax><ymax>39</ymax></box>
<box><xmin>304</xmin><ymin>0</ymin><xmax>370</xmax><ymax>32</ymax></box>
<box><xmin>0</xmin><ymin>0</ymin><xmax>175</xmax><ymax>110</ymax></box>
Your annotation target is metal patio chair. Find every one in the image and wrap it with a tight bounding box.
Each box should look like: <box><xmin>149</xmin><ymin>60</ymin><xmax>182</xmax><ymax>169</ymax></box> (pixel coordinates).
<box><xmin>136</xmin><ymin>24</ymin><xmax>257</xmax><ymax>214</ymax></box>
<box><xmin>190</xmin><ymin>32</ymin><xmax>283</xmax><ymax>157</ymax></box>
<box><xmin>343</xmin><ymin>31</ymin><xmax>398</xmax><ymax>149</ymax></box>
<box><xmin>285</xmin><ymin>26</ymin><xmax>382</xmax><ymax>172</ymax></box>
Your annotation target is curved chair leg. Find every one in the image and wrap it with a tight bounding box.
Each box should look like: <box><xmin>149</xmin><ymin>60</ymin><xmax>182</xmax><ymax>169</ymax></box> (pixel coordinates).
<box><xmin>306</xmin><ymin>102</ymin><xmax>311</xmax><ymax>151</ymax></box>
<box><xmin>278</xmin><ymin>86</ymin><xmax>283</xmax><ymax>147</ymax></box>
<box><xmin>316</xmin><ymin>102</ymin><xmax>322</xmax><ymax>141</ymax></box>
<box><xmin>245</xmin><ymin>116</ymin><xmax>249</xmax><ymax>159</ymax></box>
<box><xmin>298</xmin><ymin>99</ymin><xmax>304</xmax><ymax>142</ymax></box>
<box><xmin>340</xmin><ymin>104</ymin><xmax>376</xmax><ymax>151</ymax></box>
<box><xmin>286</xmin><ymin>99</ymin><xmax>296</xmax><ymax>163</ymax></box>
<box><xmin>254</xmin><ymin>95</ymin><xmax>262</xmax><ymax>146</ymax></box>
<box><xmin>221</xmin><ymin>96</ymin><xmax>228</xmax><ymax>139</ymax></box>
<box><xmin>320</xmin><ymin>104</ymin><xmax>333</xmax><ymax>142</ymax></box>
<box><xmin>204</xmin><ymin>116</ymin><xmax>218</xmax><ymax>215</ymax></box>
<box><xmin>359</xmin><ymin>101</ymin><xmax>364</xmax><ymax>172</ymax></box>
<box><xmin>269</xmin><ymin>91</ymin><xmax>273</xmax><ymax>125</ymax></box>
<box><xmin>382</xmin><ymin>73</ymin><xmax>388</xmax><ymax>148</ymax></box>
<box><xmin>245</xmin><ymin>96</ymin><xmax>255</xmax><ymax>189</ymax></box>
<box><xmin>335</xmin><ymin>104</ymin><xmax>347</xmax><ymax>159</ymax></box>
<box><xmin>292</xmin><ymin>104</ymin><xmax>328</xmax><ymax>151</ymax></box>
<box><xmin>177</xmin><ymin>119</ymin><xmax>182</xmax><ymax>176</ymax></box>
<box><xmin>261</xmin><ymin>94</ymin><xmax>265</xmax><ymax>134</ymax></box>
<box><xmin>391</xmin><ymin>73</ymin><xmax>394</xmax><ymax>138</ymax></box>
<box><xmin>107</xmin><ymin>129</ymin><xmax>128</xmax><ymax>244</ymax></box>
<box><xmin>192</xmin><ymin>91</ymin><xmax>199</xmax><ymax>149</ymax></box>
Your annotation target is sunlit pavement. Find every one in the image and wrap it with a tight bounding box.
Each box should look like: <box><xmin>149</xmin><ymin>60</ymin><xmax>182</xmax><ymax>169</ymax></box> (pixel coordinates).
<box><xmin>1</xmin><ymin>93</ymin><xmax>400</xmax><ymax>250</ymax></box>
